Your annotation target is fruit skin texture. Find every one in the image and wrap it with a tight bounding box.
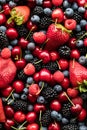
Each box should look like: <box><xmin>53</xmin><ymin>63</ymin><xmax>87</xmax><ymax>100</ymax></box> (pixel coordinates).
<box><xmin>29</xmin><ymin>84</ymin><xmax>40</xmax><ymax>96</ymax></box>
<box><xmin>53</xmin><ymin>71</ymin><xmax>64</xmax><ymax>83</ymax></box>
<box><xmin>27</xmin><ymin>123</ymin><xmax>39</xmax><ymax>130</ymax></box>
<box><xmin>69</xmin><ymin>60</ymin><xmax>87</xmax><ymax>87</ymax></box>
<box><xmin>44</xmin><ymin>24</ymin><xmax>70</xmax><ymax>51</ymax></box>
<box><xmin>14</xmin><ymin>111</ymin><xmax>26</xmax><ymax>123</ymax></box>
<box><xmin>24</xmin><ymin>63</ymin><xmax>35</xmax><ymax>76</ymax></box>
<box><xmin>0</xmin><ymin>57</ymin><xmax>17</xmax><ymax>88</ymax></box>
<box><xmin>0</xmin><ymin>98</ymin><xmax>6</xmax><ymax>122</ymax></box>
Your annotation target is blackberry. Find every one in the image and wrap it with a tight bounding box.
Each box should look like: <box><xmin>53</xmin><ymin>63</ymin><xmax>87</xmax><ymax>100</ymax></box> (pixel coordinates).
<box><xmin>17</xmin><ymin>70</ymin><xmax>28</xmax><ymax>81</ymax></box>
<box><xmin>73</xmin><ymin>11</ymin><xmax>83</xmax><ymax>23</ymax></box>
<box><xmin>0</xmin><ymin>31</ymin><xmax>9</xmax><ymax>49</ymax></box>
<box><xmin>80</xmin><ymin>93</ymin><xmax>87</xmax><ymax>100</ymax></box>
<box><xmin>41</xmin><ymin>110</ymin><xmax>52</xmax><ymax>126</ymax></box>
<box><xmin>15</xmin><ymin>24</ymin><xmax>28</xmax><ymax>38</ymax></box>
<box><xmin>62</xmin><ymin>124</ymin><xmax>79</xmax><ymax>130</ymax></box>
<box><xmin>41</xmin><ymin>87</ymin><xmax>57</xmax><ymax>101</ymax></box>
<box><xmin>0</xmin><ymin>123</ymin><xmax>4</xmax><ymax>130</ymax></box>
<box><xmin>13</xmin><ymin>100</ymin><xmax>28</xmax><ymax>112</ymax></box>
<box><xmin>79</xmin><ymin>47</ymin><xmax>87</xmax><ymax>55</ymax></box>
<box><xmin>33</xmin><ymin>6</ymin><xmax>44</xmax><ymax>16</ymax></box>
<box><xmin>76</xmin><ymin>31</ymin><xmax>87</xmax><ymax>40</ymax></box>
<box><xmin>42</xmin><ymin>61</ymin><xmax>58</xmax><ymax>73</ymax></box>
<box><xmin>39</xmin><ymin>16</ymin><xmax>52</xmax><ymax>29</ymax></box>
<box><xmin>31</xmin><ymin>57</ymin><xmax>42</xmax><ymax>71</ymax></box>
<box><xmin>61</xmin><ymin>102</ymin><xmax>72</xmax><ymax>118</ymax></box>
<box><xmin>58</xmin><ymin>45</ymin><xmax>71</xmax><ymax>59</ymax></box>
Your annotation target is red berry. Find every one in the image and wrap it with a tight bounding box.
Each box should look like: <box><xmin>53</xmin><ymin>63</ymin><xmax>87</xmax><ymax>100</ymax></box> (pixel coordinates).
<box><xmin>50</xmin><ymin>51</ymin><xmax>59</xmax><ymax>61</ymax></box>
<box><xmin>18</xmin><ymin>38</ymin><xmax>28</xmax><ymax>49</ymax></box>
<box><xmin>53</xmin><ymin>71</ymin><xmax>64</xmax><ymax>83</ymax></box>
<box><xmin>67</xmin><ymin>88</ymin><xmax>79</xmax><ymax>98</ymax></box>
<box><xmin>26</xmin><ymin>112</ymin><xmax>37</xmax><ymax>123</ymax></box>
<box><xmin>64</xmin><ymin>19</ymin><xmax>77</xmax><ymax>30</ymax></box>
<box><xmin>27</xmin><ymin>21</ymin><xmax>37</xmax><ymax>31</ymax></box>
<box><xmin>50</xmin><ymin>100</ymin><xmax>61</xmax><ymax>111</ymax></box>
<box><xmin>60</xmin><ymin>78</ymin><xmax>70</xmax><ymax>89</ymax></box>
<box><xmin>0</xmin><ymin>13</ymin><xmax>6</xmax><ymax>25</ymax></box>
<box><xmin>58</xmin><ymin>59</ymin><xmax>69</xmax><ymax>70</ymax></box>
<box><xmin>84</xmin><ymin>38</ymin><xmax>87</xmax><ymax>47</ymax></box>
<box><xmin>27</xmin><ymin>123</ymin><xmax>39</xmax><ymax>130</ymax></box>
<box><xmin>34</xmin><ymin>104</ymin><xmax>46</xmax><ymax>113</ymax></box>
<box><xmin>33</xmin><ymin>72</ymin><xmax>40</xmax><ymax>82</ymax></box>
<box><xmin>5</xmin><ymin>106</ymin><xmax>14</xmax><ymax>119</ymax></box>
<box><xmin>1</xmin><ymin>48</ymin><xmax>11</xmax><ymax>59</ymax></box>
<box><xmin>71</xmin><ymin>104</ymin><xmax>82</xmax><ymax>115</ymax></box>
<box><xmin>52</xmin><ymin>0</ymin><xmax>63</xmax><ymax>6</ymax></box>
<box><xmin>15</xmin><ymin>59</ymin><xmax>26</xmax><ymax>70</ymax></box>
<box><xmin>24</xmin><ymin>63</ymin><xmax>35</xmax><ymax>76</ymax></box>
<box><xmin>3</xmin><ymin>4</ymin><xmax>11</xmax><ymax>15</ymax></box>
<box><xmin>70</xmin><ymin>49</ymin><xmax>80</xmax><ymax>59</ymax></box>
<box><xmin>14</xmin><ymin>111</ymin><xmax>26</xmax><ymax>123</ymax></box>
<box><xmin>28</xmin><ymin>94</ymin><xmax>37</xmax><ymax>103</ymax></box>
<box><xmin>1</xmin><ymin>86</ymin><xmax>13</xmax><ymax>97</ymax></box>
<box><xmin>48</xmin><ymin>122</ymin><xmax>60</xmax><ymax>130</ymax></box>
<box><xmin>77</xmin><ymin>109</ymin><xmax>86</xmax><ymax>121</ymax></box>
<box><xmin>43</xmin><ymin>1</ymin><xmax>52</xmax><ymax>8</ymax></box>
<box><xmin>29</xmin><ymin>84</ymin><xmax>40</xmax><ymax>96</ymax></box>
<box><xmin>72</xmin><ymin>97</ymin><xmax>83</xmax><ymax>105</ymax></box>
<box><xmin>6</xmin><ymin>28</ymin><xmax>18</xmax><ymax>40</ymax></box>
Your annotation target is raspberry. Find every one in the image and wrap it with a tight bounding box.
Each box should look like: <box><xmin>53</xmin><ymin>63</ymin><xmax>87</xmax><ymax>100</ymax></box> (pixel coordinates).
<box><xmin>1</xmin><ymin>48</ymin><xmax>11</xmax><ymax>59</ymax></box>
<box><xmin>24</xmin><ymin>63</ymin><xmax>35</xmax><ymax>76</ymax></box>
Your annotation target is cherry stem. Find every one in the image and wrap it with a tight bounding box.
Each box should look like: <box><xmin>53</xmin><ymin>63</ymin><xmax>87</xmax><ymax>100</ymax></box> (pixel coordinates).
<box><xmin>39</xmin><ymin>110</ymin><xmax>42</xmax><ymax>130</ymax></box>
<box><xmin>34</xmin><ymin>59</ymin><xmax>42</xmax><ymax>65</ymax></box>
<box><xmin>5</xmin><ymin>89</ymin><xmax>15</xmax><ymax>101</ymax></box>
<box><xmin>64</xmin><ymin>92</ymin><xmax>75</xmax><ymax>106</ymax></box>
<box><xmin>25</xmin><ymin>27</ymin><xmax>35</xmax><ymax>40</ymax></box>
<box><xmin>77</xmin><ymin>32</ymin><xmax>87</xmax><ymax>42</ymax></box>
<box><xmin>0</xmin><ymin>10</ymin><xmax>4</xmax><ymax>13</ymax></box>
<box><xmin>41</xmin><ymin>38</ymin><xmax>49</xmax><ymax>50</ymax></box>
<box><xmin>19</xmin><ymin>121</ymin><xmax>27</xmax><ymax>129</ymax></box>
<box><xmin>36</xmin><ymin>82</ymin><xmax>44</xmax><ymax>95</ymax></box>
<box><xmin>56</xmin><ymin>60</ymin><xmax>61</xmax><ymax>70</ymax></box>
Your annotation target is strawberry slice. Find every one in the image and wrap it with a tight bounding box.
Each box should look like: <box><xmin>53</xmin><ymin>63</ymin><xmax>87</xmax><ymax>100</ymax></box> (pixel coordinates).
<box><xmin>0</xmin><ymin>99</ymin><xmax>6</xmax><ymax>122</ymax></box>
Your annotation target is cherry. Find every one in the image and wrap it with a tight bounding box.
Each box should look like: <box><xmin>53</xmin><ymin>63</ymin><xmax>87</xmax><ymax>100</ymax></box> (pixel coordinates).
<box><xmin>11</xmin><ymin>46</ymin><xmax>21</xmax><ymax>59</ymax></box>
<box><xmin>1</xmin><ymin>86</ymin><xmax>13</xmax><ymax>97</ymax></box>
<box><xmin>0</xmin><ymin>13</ymin><xmax>6</xmax><ymax>25</ymax></box>
<box><xmin>48</xmin><ymin>122</ymin><xmax>60</xmax><ymax>130</ymax></box>
<box><xmin>14</xmin><ymin>111</ymin><xmax>26</xmax><ymax>123</ymax></box>
<box><xmin>50</xmin><ymin>51</ymin><xmax>59</xmax><ymax>61</ymax></box>
<box><xmin>12</xmin><ymin>80</ymin><xmax>24</xmax><ymax>93</ymax></box>
<box><xmin>6</xmin><ymin>20</ymin><xmax>15</xmax><ymax>28</ymax></box>
<box><xmin>58</xmin><ymin>92</ymin><xmax>68</xmax><ymax>102</ymax></box>
<box><xmin>6</xmin><ymin>28</ymin><xmax>18</xmax><ymax>40</ymax></box>
<box><xmin>69</xmin><ymin>38</ymin><xmax>76</xmax><ymax>49</ymax></box>
<box><xmin>28</xmin><ymin>94</ymin><xmax>37</xmax><ymax>103</ymax></box>
<box><xmin>5</xmin><ymin>119</ymin><xmax>15</xmax><ymax>130</ymax></box>
<box><xmin>52</xmin><ymin>0</ymin><xmax>63</xmax><ymax>6</ymax></box>
<box><xmin>77</xmin><ymin>108</ymin><xmax>86</xmax><ymax>121</ymax></box>
<box><xmin>33</xmin><ymin>47</ymin><xmax>42</xmax><ymax>57</ymax></box>
<box><xmin>52</xmin><ymin>8</ymin><xmax>64</xmax><ymax>23</ymax></box>
<box><xmin>77</xmin><ymin>0</ymin><xmax>86</xmax><ymax>6</ymax></box>
<box><xmin>33</xmin><ymin>72</ymin><xmax>40</xmax><ymax>82</ymax></box>
<box><xmin>43</xmin><ymin>0</ymin><xmax>52</xmax><ymax>8</ymax></box>
<box><xmin>70</xmin><ymin>49</ymin><xmax>80</xmax><ymax>59</ymax></box>
<box><xmin>3</xmin><ymin>4</ymin><xmax>11</xmax><ymax>15</ymax></box>
<box><xmin>26</xmin><ymin>112</ymin><xmax>37</xmax><ymax>123</ymax></box>
<box><xmin>58</xmin><ymin>59</ymin><xmax>69</xmax><ymax>70</ymax></box>
<box><xmin>50</xmin><ymin>100</ymin><xmax>61</xmax><ymax>111</ymax></box>
<box><xmin>71</xmin><ymin>104</ymin><xmax>82</xmax><ymax>115</ymax></box>
<box><xmin>67</xmin><ymin>88</ymin><xmax>79</xmax><ymax>98</ymax></box>
<box><xmin>5</xmin><ymin>106</ymin><xmax>14</xmax><ymax>119</ymax></box>
<box><xmin>27</xmin><ymin>123</ymin><xmax>39</xmax><ymax>130</ymax></box>
<box><xmin>15</xmin><ymin>59</ymin><xmax>26</xmax><ymax>70</ymax></box>
<box><xmin>84</xmin><ymin>38</ymin><xmax>87</xmax><ymax>47</ymax></box>
<box><xmin>27</xmin><ymin>21</ymin><xmax>37</xmax><ymax>31</ymax></box>
<box><xmin>60</xmin><ymin>78</ymin><xmax>70</xmax><ymax>89</ymax></box>
<box><xmin>72</xmin><ymin>97</ymin><xmax>83</xmax><ymax>106</ymax></box>
<box><xmin>18</xmin><ymin>38</ymin><xmax>28</xmax><ymax>49</ymax></box>
<box><xmin>34</xmin><ymin>104</ymin><xmax>46</xmax><ymax>113</ymax></box>
<box><xmin>27</xmin><ymin>0</ymin><xmax>36</xmax><ymax>8</ymax></box>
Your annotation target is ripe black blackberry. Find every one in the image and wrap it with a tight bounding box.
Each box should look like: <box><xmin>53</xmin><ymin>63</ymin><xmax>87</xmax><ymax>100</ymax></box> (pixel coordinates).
<box><xmin>39</xmin><ymin>16</ymin><xmax>52</xmax><ymax>29</ymax></box>
<box><xmin>13</xmin><ymin>99</ymin><xmax>28</xmax><ymax>112</ymax></box>
<box><xmin>31</xmin><ymin>57</ymin><xmax>42</xmax><ymax>71</ymax></box>
<box><xmin>61</xmin><ymin>102</ymin><xmax>72</xmax><ymax>119</ymax></box>
<box><xmin>62</xmin><ymin>124</ymin><xmax>79</xmax><ymax>130</ymax></box>
<box><xmin>15</xmin><ymin>24</ymin><xmax>28</xmax><ymax>38</ymax></box>
<box><xmin>41</xmin><ymin>87</ymin><xmax>57</xmax><ymax>101</ymax></box>
<box><xmin>0</xmin><ymin>31</ymin><xmax>9</xmax><ymax>49</ymax></box>
<box><xmin>17</xmin><ymin>70</ymin><xmax>28</xmax><ymax>81</ymax></box>
<box><xmin>42</xmin><ymin>61</ymin><xmax>58</xmax><ymax>73</ymax></box>
<box><xmin>79</xmin><ymin>47</ymin><xmax>87</xmax><ymax>55</ymax></box>
<box><xmin>58</xmin><ymin>45</ymin><xmax>71</xmax><ymax>59</ymax></box>
<box><xmin>73</xmin><ymin>11</ymin><xmax>83</xmax><ymax>23</ymax></box>
<box><xmin>33</xmin><ymin>6</ymin><xmax>44</xmax><ymax>16</ymax></box>
<box><xmin>41</xmin><ymin>110</ymin><xmax>52</xmax><ymax>127</ymax></box>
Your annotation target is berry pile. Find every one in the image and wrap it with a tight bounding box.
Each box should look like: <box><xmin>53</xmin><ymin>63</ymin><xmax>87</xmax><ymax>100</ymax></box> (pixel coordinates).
<box><xmin>1</xmin><ymin>0</ymin><xmax>87</xmax><ymax>130</ymax></box>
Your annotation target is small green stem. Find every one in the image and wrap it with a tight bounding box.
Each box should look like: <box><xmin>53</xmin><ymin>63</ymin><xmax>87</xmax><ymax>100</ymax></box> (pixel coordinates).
<box><xmin>34</xmin><ymin>59</ymin><xmax>42</xmax><ymax>65</ymax></box>
<box><xmin>36</xmin><ymin>82</ymin><xmax>44</xmax><ymax>95</ymax></box>
<box><xmin>19</xmin><ymin>121</ymin><xmax>27</xmax><ymax>129</ymax></box>
<box><xmin>6</xmin><ymin>89</ymin><xmax>15</xmax><ymax>101</ymax></box>
<box><xmin>64</xmin><ymin>92</ymin><xmax>75</xmax><ymax>106</ymax></box>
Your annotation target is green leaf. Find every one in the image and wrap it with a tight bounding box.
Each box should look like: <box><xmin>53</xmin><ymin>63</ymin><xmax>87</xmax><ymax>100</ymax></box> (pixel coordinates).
<box><xmin>7</xmin><ymin>17</ymin><xmax>13</xmax><ymax>24</ymax></box>
<box><xmin>83</xmin><ymin>80</ymin><xmax>87</xmax><ymax>86</ymax></box>
<box><xmin>78</xmin><ymin>85</ymin><xmax>87</xmax><ymax>93</ymax></box>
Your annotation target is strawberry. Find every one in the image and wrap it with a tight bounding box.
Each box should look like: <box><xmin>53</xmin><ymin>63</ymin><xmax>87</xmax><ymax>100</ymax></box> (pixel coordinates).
<box><xmin>24</xmin><ymin>63</ymin><xmax>35</xmax><ymax>76</ymax></box>
<box><xmin>0</xmin><ymin>98</ymin><xmax>6</xmax><ymax>122</ymax></box>
<box><xmin>69</xmin><ymin>60</ymin><xmax>87</xmax><ymax>87</ymax></box>
<box><xmin>7</xmin><ymin>6</ymin><xmax>30</xmax><ymax>25</ymax></box>
<box><xmin>0</xmin><ymin>57</ymin><xmax>17</xmax><ymax>88</ymax></box>
<box><xmin>44</xmin><ymin>24</ymin><xmax>71</xmax><ymax>51</ymax></box>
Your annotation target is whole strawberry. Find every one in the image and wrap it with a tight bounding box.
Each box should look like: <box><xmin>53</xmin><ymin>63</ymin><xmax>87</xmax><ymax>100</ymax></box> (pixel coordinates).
<box><xmin>44</xmin><ymin>24</ymin><xmax>71</xmax><ymax>51</ymax></box>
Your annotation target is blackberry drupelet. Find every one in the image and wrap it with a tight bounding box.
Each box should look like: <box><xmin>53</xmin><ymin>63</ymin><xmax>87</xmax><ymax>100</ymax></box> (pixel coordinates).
<box><xmin>61</xmin><ymin>102</ymin><xmax>72</xmax><ymax>119</ymax></box>
<box><xmin>79</xmin><ymin>47</ymin><xmax>87</xmax><ymax>55</ymax></box>
<box><xmin>73</xmin><ymin>11</ymin><xmax>83</xmax><ymax>23</ymax></box>
<box><xmin>17</xmin><ymin>70</ymin><xmax>28</xmax><ymax>81</ymax></box>
<box><xmin>62</xmin><ymin>124</ymin><xmax>79</xmax><ymax>130</ymax></box>
<box><xmin>58</xmin><ymin>45</ymin><xmax>71</xmax><ymax>59</ymax></box>
<box><xmin>42</xmin><ymin>61</ymin><xmax>58</xmax><ymax>73</ymax></box>
<box><xmin>33</xmin><ymin>6</ymin><xmax>44</xmax><ymax>16</ymax></box>
<box><xmin>13</xmin><ymin>99</ymin><xmax>28</xmax><ymax>112</ymax></box>
<box><xmin>31</xmin><ymin>57</ymin><xmax>42</xmax><ymax>71</ymax></box>
<box><xmin>41</xmin><ymin>87</ymin><xmax>57</xmax><ymax>101</ymax></box>
<box><xmin>0</xmin><ymin>31</ymin><xmax>9</xmax><ymax>49</ymax></box>
<box><xmin>39</xmin><ymin>16</ymin><xmax>52</xmax><ymax>29</ymax></box>
<box><xmin>41</xmin><ymin>110</ymin><xmax>52</xmax><ymax>127</ymax></box>
<box><xmin>15</xmin><ymin>24</ymin><xmax>28</xmax><ymax>38</ymax></box>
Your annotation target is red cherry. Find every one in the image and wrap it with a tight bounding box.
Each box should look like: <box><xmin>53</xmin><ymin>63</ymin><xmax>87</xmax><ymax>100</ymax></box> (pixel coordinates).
<box><xmin>5</xmin><ymin>106</ymin><xmax>14</xmax><ymax>119</ymax></box>
<box><xmin>33</xmin><ymin>72</ymin><xmax>40</xmax><ymax>82</ymax></box>
<box><xmin>11</xmin><ymin>46</ymin><xmax>21</xmax><ymax>59</ymax></box>
<box><xmin>26</xmin><ymin>112</ymin><xmax>37</xmax><ymax>123</ymax></box>
<box><xmin>39</xmin><ymin>69</ymin><xmax>51</xmax><ymax>82</ymax></box>
<box><xmin>3</xmin><ymin>4</ymin><xmax>11</xmax><ymax>15</ymax></box>
<box><xmin>77</xmin><ymin>109</ymin><xmax>86</xmax><ymax>121</ymax></box>
<box><xmin>53</xmin><ymin>71</ymin><xmax>64</xmax><ymax>83</ymax></box>
<box><xmin>58</xmin><ymin>92</ymin><xmax>68</xmax><ymax>102</ymax></box>
<box><xmin>52</xmin><ymin>8</ymin><xmax>64</xmax><ymax>23</ymax></box>
<box><xmin>50</xmin><ymin>100</ymin><xmax>61</xmax><ymax>111</ymax></box>
<box><xmin>69</xmin><ymin>38</ymin><xmax>76</xmax><ymax>49</ymax></box>
<box><xmin>84</xmin><ymin>10</ymin><xmax>87</xmax><ymax>20</ymax></box>
<box><xmin>28</xmin><ymin>94</ymin><xmax>37</xmax><ymax>103</ymax></box>
<box><xmin>12</xmin><ymin>80</ymin><xmax>24</xmax><ymax>93</ymax></box>
<box><xmin>0</xmin><ymin>13</ymin><xmax>6</xmax><ymax>25</ymax></box>
<box><xmin>27</xmin><ymin>21</ymin><xmax>37</xmax><ymax>31</ymax></box>
<box><xmin>84</xmin><ymin>38</ymin><xmax>87</xmax><ymax>47</ymax></box>
<box><xmin>71</xmin><ymin>104</ymin><xmax>82</xmax><ymax>115</ymax></box>
<box><xmin>64</xmin><ymin>19</ymin><xmax>77</xmax><ymax>30</ymax></box>
<box><xmin>77</xmin><ymin>0</ymin><xmax>86</xmax><ymax>6</ymax></box>
<box><xmin>60</xmin><ymin>78</ymin><xmax>70</xmax><ymax>89</ymax></box>
<box><xmin>39</xmin><ymin>51</ymin><xmax>51</xmax><ymax>64</ymax></box>
<box><xmin>29</xmin><ymin>84</ymin><xmax>40</xmax><ymax>96</ymax></box>
<box><xmin>14</xmin><ymin>111</ymin><xmax>26</xmax><ymax>123</ymax></box>
<box><xmin>1</xmin><ymin>86</ymin><xmax>13</xmax><ymax>97</ymax></box>
<box><xmin>67</xmin><ymin>88</ymin><xmax>79</xmax><ymax>98</ymax></box>
<box><xmin>34</xmin><ymin>104</ymin><xmax>46</xmax><ymax>113</ymax></box>
<box><xmin>27</xmin><ymin>123</ymin><xmax>39</xmax><ymax>130</ymax></box>
<box><xmin>6</xmin><ymin>28</ymin><xmax>18</xmax><ymax>40</ymax></box>
<box><xmin>33</xmin><ymin>47</ymin><xmax>42</xmax><ymax>57</ymax></box>
<box><xmin>15</xmin><ymin>59</ymin><xmax>26</xmax><ymax>70</ymax></box>
<box><xmin>52</xmin><ymin>0</ymin><xmax>63</xmax><ymax>6</ymax></box>
<box><xmin>48</xmin><ymin>122</ymin><xmax>60</xmax><ymax>130</ymax></box>
<box><xmin>27</xmin><ymin>0</ymin><xmax>36</xmax><ymax>8</ymax></box>
<box><xmin>72</xmin><ymin>97</ymin><xmax>83</xmax><ymax>106</ymax></box>
<box><xmin>43</xmin><ymin>0</ymin><xmax>52</xmax><ymax>8</ymax></box>
<box><xmin>50</xmin><ymin>51</ymin><xmax>59</xmax><ymax>61</ymax></box>
<box><xmin>18</xmin><ymin>38</ymin><xmax>28</xmax><ymax>49</ymax></box>
<box><xmin>58</xmin><ymin>59</ymin><xmax>69</xmax><ymax>70</ymax></box>
<box><xmin>6</xmin><ymin>20</ymin><xmax>15</xmax><ymax>28</ymax></box>
<box><xmin>70</xmin><ymin>49</ymin><xmax>80</xmax><ymax>59</ymax></box>
<box><xmin>5</xmin><ymin>119</ymin><xmax>14</xmax><ymax>130</ymax></box>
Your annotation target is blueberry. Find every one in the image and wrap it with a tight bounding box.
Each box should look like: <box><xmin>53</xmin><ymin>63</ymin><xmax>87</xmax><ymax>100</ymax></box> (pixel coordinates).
<box><xmin>21</xmin><ymin>94</ymin><xmax>27</xmax><ymax>100</ymax></box>
<box><xmin>80</xmin><ymin>19</ymin><xmax>87</xmax><ymax>27</ymax></box>
<box><xmin>63</xmin><ymin>70</ymin><xmax>69</xmax><ymax>77</ymax></box>
<box><xmin>78</xmin><ymin>122</ymin><xmax>85</xmax><ymax>126</ymax></box>
<box><xmin>10</xmin><ymin>39</ymin><xmax>18</xmax><ymax>46</ymax></box>
<box><xmin>8</xmin><ymin>98</ymin><xmax>14</xmax><ymax>105</ymax></box>
<box><xmin>56</xmin><ymin>113</ymin><xmax>62</xmax><ymax>121</ymax></box>
<box><xmin>23</xmin><ymin>88</ymin><xmax>29</xmax><ymax>94</ymax></box>
<box><xmin>76</xmin><ymin>40</ymin><xmax>84</xmax><ymax>47</ymax></box>
<box><xmin>13</xmin><ymin>93</ymin><xmax>20</xmax><ymax>99</ymax></box>
<box><xmin>0</xmin><ymin>0</ymin><xmax>6</xmax><ymax>4</ymax></box>
<box><xmin>26</xmin><ymin>77</ymin><xmax>33</xmax><ymax>84</ymax></box>
<box><xmin>9</xmin><ymin>1</ymin><xmax>16</xmax><ymax>8</ymax></box>
<box><xmin>53</xmin><ymin>85</ymin><xmax>62</xmax><ymax>93</ymax></box>
<box><xmin>63</xmin><ymin>0</ymin><xmax>71</xmax><ymax>8</ymax></box>
<box><xmin>62</xmin><ymin>118</ymin><xmax>69</xmax><ymax>124</ymax></box>
<box><xmin>0</xmin><ymin>26</ymin><xmax>7</xmax><ymax>32</ymax></box>
<box><xmin>24</xmin><ymin>54</ymin><xmax>33</xmax><ymax>62</ymax></box>
<box><xmin>0</xmin><ymin>5</ymin><xmax>2</xmax><ymax>11</ymax></box>
<box><xmin>25</xmin><ymin>50</ymin><xmax>31</xmax><ymax>54</ymax></box>
<box><xmin>27</xmin><ymin>42</ymin><xmax>35</xmax><ymax>50</ymax></box>
<box><xmin>71</xmin><ymin>2</ymin><xmax>78</xmax><ymax>10</ymax></box>
<box><xmin>75</xmin><ymin>24</ymin><xmax>81</xmax><ymax>32</ymax></box>
<box><xmin>44</xmin><ymin>8</ymin><xmax>52</xmax><ymax>16</ymax></box>
<box><xmin>65</xmin><ymin>8</ymin><xmax>74</xmax><ymax>17</ymax></box>
<box><xmin>31</xmin><ymin>15</ymin><xmax>40</xmax><ymax>24</ymax></box>
<box><xmin>8</xmin><ymin>45</ymin><xmax>13</xmax><ymax>50</ymax></box>
<box><xmin>78</xmin><ymin>7</ymin><xmax>86</xmax><ymax>13</ymax></box>
<box><xmin>37</xmin><ymin>96</ymin><xmax>45</xmax><ymax>104</ymax></box>
<box><xmin>27</xmin><ymin>104</ymin><xmax>34</xmax><ymax>111</ymax></box>
<box><xmin>42</xmin><ymin>127</ymin><xmax>47</xmax><ymax>130</ymax></box>
<box><xmin>78</xmin><ymin>56</ymin><xmax>86</xmax><ymax>65</ymax></box>
<box><xmin>36</xmin><ymin>0</ymin><xmax>43</xmax><ymax>5</ymax></box>
<box><xmin>51</xmin><ymin>111</ymin><xmax>62</xmax><ymax>121</ymax></box>
<box><xmin>79</xmin><ymin>126</ymin><xmax>87</xmax><ymax>130</ymax></box>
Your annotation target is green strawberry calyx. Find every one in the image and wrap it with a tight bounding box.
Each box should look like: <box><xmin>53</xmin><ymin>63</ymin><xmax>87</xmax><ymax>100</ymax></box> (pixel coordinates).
<box><xmin>77</xmin><ymin>80</ymin><xmax>87</xmax><ymax>93</ymax></box>
<box><xmin>55</xmin><ymin>24</ymin><xmax>72</xmax><ymax>34</ymax></box>
<box><xmin>7</xmin><ymin>8</ymin><xmax>24</xmax><ymax>25</ymax></box>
